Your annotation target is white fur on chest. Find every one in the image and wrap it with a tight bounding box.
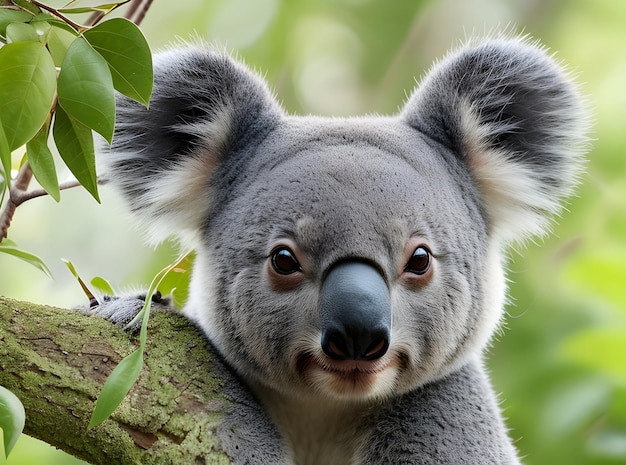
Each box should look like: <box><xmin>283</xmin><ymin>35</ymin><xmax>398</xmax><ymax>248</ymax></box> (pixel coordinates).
<box><xmin>255</xmin><ymin>386</ymin><xmax>371</xmax><ymax>465</ymax></box>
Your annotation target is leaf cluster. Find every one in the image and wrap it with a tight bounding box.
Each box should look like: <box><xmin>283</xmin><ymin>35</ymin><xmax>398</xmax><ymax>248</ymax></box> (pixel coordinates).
<box><xmin>0</xmin><ymin>1</ymin><xmax>156</xmax><ymax>460</ymax></box>
<box><xmin>0</xmin><ymin>0</ymin><xmax>153</xmax><ymax>203</ymax></box>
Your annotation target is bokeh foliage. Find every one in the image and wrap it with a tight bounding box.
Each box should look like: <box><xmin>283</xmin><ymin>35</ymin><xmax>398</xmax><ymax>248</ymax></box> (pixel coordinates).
<box><xmin>1</xmin><ymin>0</ymin><xmax>624</xmax><ymax>464</ymax></box>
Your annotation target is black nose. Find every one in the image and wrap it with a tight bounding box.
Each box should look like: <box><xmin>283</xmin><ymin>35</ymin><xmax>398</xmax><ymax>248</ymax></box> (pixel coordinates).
<box><xmin>320</xmin><ymin>261</ymin><xmax>391</xmax><ymax>361</ymax></box>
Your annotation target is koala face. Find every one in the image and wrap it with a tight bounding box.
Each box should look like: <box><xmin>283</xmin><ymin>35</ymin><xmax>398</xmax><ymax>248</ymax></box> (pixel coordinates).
<box><xmin>104</xmin><ymin>37</ymin><xmax>588</xmax><ymax>403</ymax></box>
<box><xmin>189</xmin><ymin>120</ymin><xmax>496</xmax><ymax>400</ymax></box>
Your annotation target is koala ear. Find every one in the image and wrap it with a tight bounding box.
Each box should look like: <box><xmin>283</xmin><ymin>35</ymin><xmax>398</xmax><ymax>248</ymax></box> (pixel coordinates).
<box><xmin>402</xmin><ymin>36</ymin><xmax>589</xmax><ymax>244</ymax></box>
<box><xmin>102</xmin><ymin>45</ymin><xmax>283</xmax><ymax>244</ymax></box>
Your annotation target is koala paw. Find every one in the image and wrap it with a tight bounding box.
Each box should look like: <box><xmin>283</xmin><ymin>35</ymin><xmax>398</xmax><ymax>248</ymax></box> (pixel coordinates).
<box><xmin>86</xmin><ymin>292</ymin><xmax>170</xmax><ymax>333</ymax></box>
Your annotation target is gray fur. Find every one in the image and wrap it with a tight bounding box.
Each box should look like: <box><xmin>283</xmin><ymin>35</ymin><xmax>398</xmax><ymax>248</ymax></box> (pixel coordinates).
<box><xmin>95</xmin><ymin>36</ymin><xmax>589</xmax><ymax>464</ymax></box>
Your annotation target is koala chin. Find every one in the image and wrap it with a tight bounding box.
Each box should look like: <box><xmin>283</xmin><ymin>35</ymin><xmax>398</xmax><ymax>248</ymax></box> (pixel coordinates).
<box><xmin>96</xmin><ymin>35</ymin><xmax>589</xmax><ymax>464</ymax></box>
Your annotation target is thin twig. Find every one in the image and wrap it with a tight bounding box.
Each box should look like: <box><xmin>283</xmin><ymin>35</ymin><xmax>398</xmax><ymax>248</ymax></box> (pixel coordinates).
<box><xmin>13</xmin><ymin>179</ymin><xmax>81</xmax><ymax>205</ymax></box>
<box><xmin>30</xmin><ymin>0</ymin><xmax>85</xmax><ymax>33</ymax></box>
<box><xmin>0</xmin><ymin>163</ymin><xmax>33</xmax><ymax>241</ymax></box>
<box><xmin>87</xmin><ymin>0</ymin><xmax>133</xmax><ymax>27</ymax></box>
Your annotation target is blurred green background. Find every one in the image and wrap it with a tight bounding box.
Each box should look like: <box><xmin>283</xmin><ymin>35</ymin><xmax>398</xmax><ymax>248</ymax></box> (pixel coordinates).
<box><xmin>1</xmin><ymin>0</ymin><xmax>625</xmax><ymax>463</ymax></box>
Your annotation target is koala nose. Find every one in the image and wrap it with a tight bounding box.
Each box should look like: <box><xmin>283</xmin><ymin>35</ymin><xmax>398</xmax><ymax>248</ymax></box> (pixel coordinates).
<box><xmin>320</xmin><ymin>261</ymin><xmax>391</xmax><ymax>361</ymax></box>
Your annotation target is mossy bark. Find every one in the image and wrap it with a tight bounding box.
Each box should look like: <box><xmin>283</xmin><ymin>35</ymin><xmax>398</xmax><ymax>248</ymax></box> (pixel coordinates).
<box><xmin>0</xmin><ymin>296</ymin><xmax>232</xmax><ymax>464</ymax></box>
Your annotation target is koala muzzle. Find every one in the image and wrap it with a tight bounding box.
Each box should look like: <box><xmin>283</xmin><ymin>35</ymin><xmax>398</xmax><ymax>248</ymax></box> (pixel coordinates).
<box><xmin>320</xmin><ymin>261</ymin><xmax>391</xmax><ymax>361</ymax></box>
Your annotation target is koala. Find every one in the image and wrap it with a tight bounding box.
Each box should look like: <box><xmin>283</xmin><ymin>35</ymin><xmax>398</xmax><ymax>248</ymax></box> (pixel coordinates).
<box><xmin>95</xmin><ymin>35</ymin><xmax>588</xmax><ymax>464</ymax></box>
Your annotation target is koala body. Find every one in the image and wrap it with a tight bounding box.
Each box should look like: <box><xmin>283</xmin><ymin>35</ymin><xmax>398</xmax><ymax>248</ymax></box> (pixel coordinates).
<box><xmin>99</xmin><ymin>36</ymin><xmax>588</xmax><ymax>464</ymax></box>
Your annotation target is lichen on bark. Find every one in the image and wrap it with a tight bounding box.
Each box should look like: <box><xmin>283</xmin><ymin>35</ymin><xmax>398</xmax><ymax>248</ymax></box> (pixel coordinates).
<box><xmin>0</xmin><ymin>296</ymin><xmax>233</xmax><ymax>464</ymax></box>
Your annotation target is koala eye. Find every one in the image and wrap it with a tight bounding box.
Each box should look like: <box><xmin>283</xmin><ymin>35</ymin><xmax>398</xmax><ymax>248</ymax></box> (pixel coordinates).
<box><xmin>404</xmin><ymin>246</ymin><xmax>431</xmax><ymax>275</ymax></box>
<box><xmin>271</xmin><ymin>247</ymin><xmax>302</xmax><ymax>275</ymax></box>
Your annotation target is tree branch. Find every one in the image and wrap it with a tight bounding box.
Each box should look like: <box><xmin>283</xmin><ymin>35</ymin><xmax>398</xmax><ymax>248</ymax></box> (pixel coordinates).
<box><xmin>0</xmin><ymin>297</ymin><xmax>235</xmax><ymax>464</ymax></box>
<box><xmin>0</xmin><ymin>163</ymin><xmax>33</xmax><ymax>241</ymax></box>
<box><xmin>30</xmin><ymin>0</ymin><xmax>85</xmax><ymax>33</ymax></box>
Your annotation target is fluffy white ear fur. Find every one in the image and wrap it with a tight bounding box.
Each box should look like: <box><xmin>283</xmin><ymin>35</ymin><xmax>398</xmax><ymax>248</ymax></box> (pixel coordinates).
<box><xmin>402</xmin><ymin>36</ymin><xmax>590</xmax><ymax>245</ymax></box>
<box><xmin>101</xmin><ymin>46</ymin><xmax>282</xmax><ymax>246</ymax></box>
<box><xmin>106</xmin><ymin>107</ymin><xmax>233</xmax><ymax>246</ymax></box>
<box><xmin>458</xmin><ymin>102</ymin><xmax>584</xmax><ymax>244</ymax></box>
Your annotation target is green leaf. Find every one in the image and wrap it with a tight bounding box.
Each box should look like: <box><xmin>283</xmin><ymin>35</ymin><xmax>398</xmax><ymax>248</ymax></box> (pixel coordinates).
<box><xmin>89</xmin><ymin>255</ymin><xmax>190</xmax><ymax>428</ymax></box>
<box><xmin>0</xmin><ymin>175</ymin><xmax>6</xmax><ymax>206</ymax></box>
<box><xmin>44</xmin><ymin>16</ymin><xmax>80</xmax><ymax>36</ymax></box>
<box><xmin>5</xmin><ymin>20</ymin><xmax>51</xmax><ymax>44</ymax></box>
<box><xmin>57</xmin><ymin>7</ymin><xmax>107</xmax><ymax>14</ymax></box>
<box><xmin>5</xmin><ymin>22</ymin><xmax>38</xmax><ymax>43</ymax></box>
<box><xmin>58</xmin><ymin>2</ymin><xmax>131</xmax><ymax>15</ymax></box>
<box><xmin>26</xmin><ymin>124</ymin><xmax>60</xmax><ymax>201</ymax></box>
<box><xmin>0</xmin><ymin>8</ymin><xmax>32</xmax><ymax>36</ymax></box>
<box><xmin>57</xmin><ymin>36</ymin><xmax>115</xmax><ymax>143</ymax></box>
<box><xmin>52</xmin><ymin>106</ymin><xmax>100</xmax><ymax>202</ymax></box>
<box><xmin>0</xmin><ymin>239</ymin><xmax>52</xmax><ymax>278</ymax></box>
<box><xmin>126</xmin><ymin>255</ymin><xmax>189</xmax><ymax>338</ymax></box>
<box><xmin>0</xmin><ymin>124</ymin><xmax>9</xmax><ymax>189</ymax></box>
<box><xmin>84</xmin><ymin>18</ymin><xmax>153</xmax><ymax>106</ymax></box>
<box><xmin>88</xmin><ymin>348</ymin><xmax>143</xmax><ymax>429</ymax></box>
<box><xmin>62</xmin><ymin>259</ymin><xmax>96</xmax><ymax>302</ymax></box>
<box><xmin>90</xmin><ymin>276</ymin><xmax>115</xmax><ymax>295</ymax></box>
<box><xmin>0</xmin><ymin>386</ymin><xmax>25</xmax><ymax>458</ymax></box>
<box><xmin>46</xmin><ymin>25</ymin><xmax>77</xmax><ymax>67</ymax></box>
<box><xmin>157</xmin><ymin>252</ymin><xmax>194</xmax><ymax>309</ymax></box>
<box><xmin>30</xmin><ymin>20</ymin><xmax>51</xmax><ymax>43</ymax></box>
<box><xmin>0</xmin><ymin>42</ymin><xmax>56</xmax><ymax>151</ymax></box>
<box><xmin>10</xmin><ymin>0</ymin><xmax>40</xmax><ymax>15</ymax></box>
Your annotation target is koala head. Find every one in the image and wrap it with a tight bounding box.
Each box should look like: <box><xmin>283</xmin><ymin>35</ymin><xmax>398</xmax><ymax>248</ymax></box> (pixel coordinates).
<box><xmin>103</xmin><ymin>37</ymin><xmax>588</xmax><ymax>402</ymax></box>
